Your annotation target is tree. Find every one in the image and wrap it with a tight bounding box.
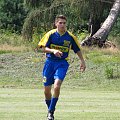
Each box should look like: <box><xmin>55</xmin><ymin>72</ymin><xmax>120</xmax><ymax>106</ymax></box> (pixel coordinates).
<box><xmin>24</xmin><ymin>0</ymin><xmax>53</xmax><ymax>8</ymax></box>
<box><xmin>0</xmin><ymin>0</ymin><xmax>28</xmax><ymax>33</ymax></box>
<box><xmin>22</xmin><ymin>0</ymin><xmax>120</xmax><ymax>44</ymax></box>
<box><xmin>87</xmin><ymin>0</ymin><xmax>112</xmax><ymax>36</ymax></box>
<box><xmin>81</xmin><ymin>0</ymin><xmax>120</xmax><ymax>47</ymax></box>
<box><xmin>22</xmin><ymin>0</ymin><xmax>85</xmax><ymax>40</ymax></box>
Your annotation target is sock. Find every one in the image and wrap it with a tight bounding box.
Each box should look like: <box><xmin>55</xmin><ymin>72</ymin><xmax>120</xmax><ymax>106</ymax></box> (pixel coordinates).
<box><xmin>45</xmin><ymin>99</ymin><xmax>51</xmax><ymax>109</ymax></box>
<box><xmin>48</xmin><ymin>97</ymin><xmax>58</xmax><ymax>111</ymax></box>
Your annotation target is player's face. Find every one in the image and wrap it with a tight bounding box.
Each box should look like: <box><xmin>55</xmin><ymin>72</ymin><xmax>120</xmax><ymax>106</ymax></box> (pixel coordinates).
<box><xmin>55</xmin><ymin>18</ymin><xmax>66</xmax><ymax>33</ymax></box>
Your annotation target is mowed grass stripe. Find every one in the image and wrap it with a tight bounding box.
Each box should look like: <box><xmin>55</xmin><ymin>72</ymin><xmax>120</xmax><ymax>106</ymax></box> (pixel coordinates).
<box><xmin>0</xmin><ymin>88</ymin><xmax>120</xmax><ymax>120</ymax></box>
<box><xmin>59</xmin><ymin>90</ymin><xmax>120</xmax><ymax>113</ymax></box>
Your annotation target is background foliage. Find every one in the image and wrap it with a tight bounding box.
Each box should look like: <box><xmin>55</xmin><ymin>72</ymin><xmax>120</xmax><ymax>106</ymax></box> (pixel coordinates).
<box><xmin>0</xmin><ymin>0</ymin><xmax>28</xmax><ymax>33</ymax></box>
<box><xmin>0</xmin><ymin>0</ymin><xmax>120</xmax><ymax>45</ymax></box>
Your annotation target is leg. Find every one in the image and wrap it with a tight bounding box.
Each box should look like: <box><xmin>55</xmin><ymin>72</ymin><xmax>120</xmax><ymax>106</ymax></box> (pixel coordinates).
<box><xmin>44</xmin><ymin>85</ymin><xmax>52</xmax><ymax>100</ymax></box>
<box><xmin>48</xmin><ymin>79</ymin><xmax>62</xmax><ymax>120</ymax></box>
<box><xmin>44</xmin><ymin>85</ymin><xmax>52</xmax><ymax>108</ymax></box>
<box><xmin>53</xmin><ymin>79</ymin><xmax>62</xmax><ymax>98</ymax></box>
<box><xmin>48</xmin><ymin>79</ymin><xmax>62</xmax><ymax>111</ymax></box>
<box><xmin>46</xmin><ymin>60</ymin><xmax>69</xmax><ymax>120</ymax></box>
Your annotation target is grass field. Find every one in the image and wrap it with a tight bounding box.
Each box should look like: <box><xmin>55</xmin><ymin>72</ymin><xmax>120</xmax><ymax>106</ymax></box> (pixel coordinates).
<box><xmin>0</xmin><ymin>48</ymin><xmax>120</xmax><ymax>120</ymax></box>
<box><xmin>0</xmin><ymin>88</ymin><xmax>120</xmax><ymax>120</ymax></box>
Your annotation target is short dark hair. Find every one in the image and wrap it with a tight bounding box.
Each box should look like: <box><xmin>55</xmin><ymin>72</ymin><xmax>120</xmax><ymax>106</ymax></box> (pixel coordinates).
<box><xmin>55</xmin><ymin>15</ymin><xmax>67</xmax><ymax>22</ymax></box>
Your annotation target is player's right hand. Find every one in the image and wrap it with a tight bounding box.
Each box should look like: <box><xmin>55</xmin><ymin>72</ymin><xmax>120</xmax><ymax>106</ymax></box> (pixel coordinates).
<box><xmin>53</xmin><ymin>50</ymin><xmax>63</xmax><ymax>58</ymax></box>
<box><xmin>34</xmin><ymin>47</ymin><xmax>39</xmax><ymax>53</ymax></box>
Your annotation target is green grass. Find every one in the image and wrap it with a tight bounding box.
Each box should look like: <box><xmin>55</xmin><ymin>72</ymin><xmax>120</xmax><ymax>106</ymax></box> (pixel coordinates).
<box><xmin>0</xmin><ymin>48</ymin><xmax>120</xmax><ymax>119</ymax></box>
<box><xmin>0</xmin><ymin>50</ymin><xmax>12</xmax><ymax>54</ymax></box>
<box><xmin>0</xmin><ymin>88</ymin><xmax>120</xmax><ymax>120</ymax></box>
<box><xmin>0</xmin><ymin>50</ymin><xmax>120</xmax><ymax>90</ymax></box>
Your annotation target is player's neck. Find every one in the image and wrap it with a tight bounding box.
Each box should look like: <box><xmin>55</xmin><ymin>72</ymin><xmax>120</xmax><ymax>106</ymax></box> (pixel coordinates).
<box><xmin>57</xmin><ymin>29</ymin><xmax>66</xmax><ymax>36</ymax></box>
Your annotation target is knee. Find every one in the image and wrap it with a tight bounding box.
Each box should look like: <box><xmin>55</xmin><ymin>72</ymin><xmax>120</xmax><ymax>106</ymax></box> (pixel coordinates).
<box><xmin>44</xmin><ymin>90</ymin><xmax>51</xmax><ymax>96</ymax></box>
<box><xmin>54</xmin><ymin>80</ymin><xmax>62</xmax><ymax>92</ymax></box>
<box><xmin>54</xmin><ymin>85</ymin><xmax>60</xmax><ymax>92</ymax></box>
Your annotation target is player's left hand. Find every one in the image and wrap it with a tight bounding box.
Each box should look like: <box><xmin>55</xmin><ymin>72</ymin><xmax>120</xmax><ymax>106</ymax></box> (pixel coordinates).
<box><xmin>80</xmin><ymin>61</ymin><xmax>86</xmax><ymax>72</ymax></box>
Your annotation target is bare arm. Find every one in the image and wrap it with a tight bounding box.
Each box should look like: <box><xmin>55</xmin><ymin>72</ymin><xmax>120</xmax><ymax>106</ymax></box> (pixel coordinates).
<box><xmin>37</xmin><ymin>47</ymin><xmax>63</xmax><ymax>58</ymax></box>
<box><xmin>76</xmin><ymin>50</ymin><xmax>86</xmax><ymax>72</ymax></box>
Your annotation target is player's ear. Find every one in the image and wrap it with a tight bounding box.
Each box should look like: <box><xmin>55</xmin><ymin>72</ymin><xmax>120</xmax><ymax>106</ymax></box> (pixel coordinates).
<box><xmin>55</xmin><ymin>19</ymin><xmax>59</xmax><ymax>27</ymax></box>
<box><xmin>53</xmin><ymin>22</ymin><xmax>56</xmax><ymax>29</ymax></box>
<box><xmin>55</xmin><ymin>21</ymin><xmax>57</xmax><ymax>27</ymax></box>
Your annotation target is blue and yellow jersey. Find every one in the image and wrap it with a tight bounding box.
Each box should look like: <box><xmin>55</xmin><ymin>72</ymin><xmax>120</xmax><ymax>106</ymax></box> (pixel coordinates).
<box><xmin>38</xmin><ymin>29</ymin><xmax>81</xmax><ymax>60</ymax></box>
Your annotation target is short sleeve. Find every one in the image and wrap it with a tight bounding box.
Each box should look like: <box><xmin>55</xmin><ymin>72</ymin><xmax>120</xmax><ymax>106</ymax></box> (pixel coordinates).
<box><xmin>38</xmin><ymin>33</ymin><xmax>50</xmax><ymax>48</ymax></box>
<box><xmin>71</xmin><ymin>37</ymin><xmax>81</xmax><ymax>53</ymax></box>
<box><xmin>68</xmin><ymin>31</ymin><xmax>81</xmax><ymax>53</ymax></box>
<box><xmin>38</xmin><ymin>29</ymin><xmax>57</xmax><ymax>48</ymax></box>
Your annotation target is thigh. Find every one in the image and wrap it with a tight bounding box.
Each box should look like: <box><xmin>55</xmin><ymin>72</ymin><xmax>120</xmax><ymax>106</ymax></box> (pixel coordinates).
<box><xmin>43</xmin><ymin>60</ymin><xmax>55</xmax><ymax>86</ymax></box>
<box><xmin>54</xmin><ymin>61</ymin><xmax>69</xmax><ymax>81</ymax></box>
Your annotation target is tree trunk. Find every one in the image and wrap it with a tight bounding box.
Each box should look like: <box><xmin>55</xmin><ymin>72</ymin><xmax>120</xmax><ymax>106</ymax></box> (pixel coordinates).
<box><xmin>88</xmin><ymin>0</ymin><xmax>105</xmax><ymax>37</ymax></box>
<box><xmin>81</xmin><ymin>0</ymin><xmax>120</xmax><ymax>47</ymax></box>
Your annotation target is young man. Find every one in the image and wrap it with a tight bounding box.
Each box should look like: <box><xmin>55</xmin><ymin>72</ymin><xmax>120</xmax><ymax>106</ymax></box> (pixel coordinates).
<box><xmin>38</xmin><ymin>15</ymin><xmax>86</xmax><ymax>120</ymax></box>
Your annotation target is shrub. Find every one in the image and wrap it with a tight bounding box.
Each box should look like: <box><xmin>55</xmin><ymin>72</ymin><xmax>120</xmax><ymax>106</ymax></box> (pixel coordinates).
<box><xmin>105</xmin><ymin>65</ymin><xmax>113</xmax><ymax>79</ymax></box>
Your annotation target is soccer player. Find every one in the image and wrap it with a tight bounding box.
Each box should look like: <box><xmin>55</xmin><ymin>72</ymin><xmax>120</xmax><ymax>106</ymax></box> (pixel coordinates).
<box><xmin>37</xmin><ymin>15</ymin><xmax>86</xmax><ymax>120</ymax></box>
